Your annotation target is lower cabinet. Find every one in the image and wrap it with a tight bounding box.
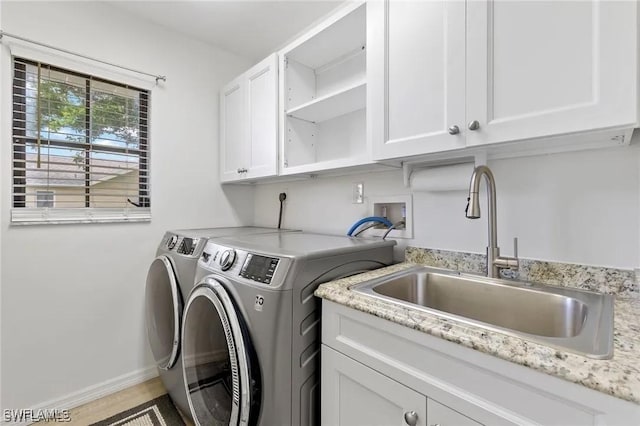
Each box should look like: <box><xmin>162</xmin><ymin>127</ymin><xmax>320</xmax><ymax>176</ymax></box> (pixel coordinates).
<box><xmin>322</xmin><ymin>344</ymin><xmax>480</xmax><ymax>426</ymax></box>
<box><xmin>322</xmin><ymin>344</ymin><xmax>427</xmax><ymax>426</ymax></box>
<box><xmin>321</xmin><ymin>300</ymin><xmax>640</xmax><ymax>426</ymax></box>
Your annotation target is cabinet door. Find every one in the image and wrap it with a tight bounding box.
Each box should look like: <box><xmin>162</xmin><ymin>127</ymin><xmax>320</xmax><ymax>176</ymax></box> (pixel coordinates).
<box><xmin>220</xmin><ymin>75</ymin><xmax>247</xmax><ymax>182</ymax></box>
<box><xmin>245</xmin><ymin>54</ymin><xmax>278</xmax><ymax>179</ymax></box>
<box><xmin>466</xmin><ymin>0</ymin><xmax>638</xmax><ymax>146</ymax></box>
<box><xmin>321</xmin><ymin>345</ymin><xmax>427</xmax><ymax>426</ymax></box>
<box><xmin>369</xmin><ymin>0</ymin><xmax>466</xmax><ymax>161</ymax></box>
<box><xmin>428</xmin><ymin>399</ymin><xmax>482</xmax><ymax>426</ymax></box>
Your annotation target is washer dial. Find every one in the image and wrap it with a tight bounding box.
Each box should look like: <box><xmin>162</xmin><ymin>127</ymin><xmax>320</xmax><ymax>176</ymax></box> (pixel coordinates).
<box><xmin>219</xmin><ymin>249</ymin><xmax>237</xmax><ymax>271</ymax></box>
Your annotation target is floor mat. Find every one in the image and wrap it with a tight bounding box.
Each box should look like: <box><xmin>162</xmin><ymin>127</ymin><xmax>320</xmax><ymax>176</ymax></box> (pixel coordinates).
<box><xmin>90</xmin><ymin>394</ymin><xmax>186</xmax><ymax>426</ymax></box>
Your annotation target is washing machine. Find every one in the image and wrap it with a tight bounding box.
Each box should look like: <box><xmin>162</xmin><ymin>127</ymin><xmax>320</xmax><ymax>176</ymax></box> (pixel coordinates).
<box><xmin>182</xmin><ymin>232</ymin><xmax>396</xmax><ymax>425</ymax></box>
<box><xmin>144</xmin><ymin>227</ymin><xmax>298</xmax><ymax>420</ymax></box>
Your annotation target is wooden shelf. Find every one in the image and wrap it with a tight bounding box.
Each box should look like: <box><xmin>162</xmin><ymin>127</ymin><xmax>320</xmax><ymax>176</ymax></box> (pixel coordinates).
<box><xmin>286</xmin><ymin>81</ymin><xmax>366</xmax><ymax>123</ymax></box>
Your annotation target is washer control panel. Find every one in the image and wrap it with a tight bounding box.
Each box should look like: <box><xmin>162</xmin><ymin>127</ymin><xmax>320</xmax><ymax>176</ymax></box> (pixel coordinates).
<box><xmin>199</xmin><ymin>241</ymin><xmax>289</xmax><ymax>288</ymax></box>
<box><xmin>240</xmin><ymin>254</ymin><xmax>279</xmax><ymax>285</ymax></box>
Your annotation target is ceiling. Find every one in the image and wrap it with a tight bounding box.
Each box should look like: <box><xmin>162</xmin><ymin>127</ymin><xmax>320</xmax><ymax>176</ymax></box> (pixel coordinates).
<box><xmin>108</xmin><ymin>1</ymin><xmax>345</xmax><ymax>61</ymax></box>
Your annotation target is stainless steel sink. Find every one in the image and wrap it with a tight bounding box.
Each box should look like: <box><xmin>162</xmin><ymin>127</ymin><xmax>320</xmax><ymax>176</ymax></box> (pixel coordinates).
<box><xmin>353</xmin><ymin>266</ymin><xmax>614</xmax><ymax>359</ymax></box>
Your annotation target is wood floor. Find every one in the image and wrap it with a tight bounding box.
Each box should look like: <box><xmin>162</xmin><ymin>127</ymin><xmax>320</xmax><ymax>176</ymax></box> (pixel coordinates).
<box><xmin>64</xmin><ymin>377</ymin><xmax>193</xmax><ymax>425</ymax></box>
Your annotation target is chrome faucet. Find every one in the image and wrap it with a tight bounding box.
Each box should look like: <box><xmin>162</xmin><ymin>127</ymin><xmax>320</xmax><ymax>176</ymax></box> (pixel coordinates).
<box><xmin>465</xmin><ymin>165</ymin><xmax>519</xmax><ymax>278</ymax></box>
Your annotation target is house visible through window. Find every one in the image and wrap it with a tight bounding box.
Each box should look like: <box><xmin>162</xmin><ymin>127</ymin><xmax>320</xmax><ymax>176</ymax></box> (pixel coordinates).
<box><xmin>12</xmin><ymin>57</ymin><xmax>150</xmax><ymax>222</ymax></box>
<box><xmin>36</xmin><ymin>190</ymin><xmax>54</xmax><ymax>208</ymax></box>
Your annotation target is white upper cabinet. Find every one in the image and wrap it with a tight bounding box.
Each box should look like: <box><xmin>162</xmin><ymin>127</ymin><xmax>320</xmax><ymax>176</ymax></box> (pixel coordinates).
<box><xmin>370</xmin><ymin>0</ymin><xmax>638</xmax><ymax>161</ymax></box>
<box><xmin>466</xmin><ymin>0</ymin><xmax>638</xmax><ymax>146</ymax></box>
<box><xmin>369</xmin><ymin>0</ymin><xmax>466</xmax><ymax>160</ymax></box>
<box><xmin>220</xmin><ymin>54</ymin><xmax>278</xmax><ymax>183</ymax></box>
<box><xmin>221</xmin><ymin>76</ymin><xmax>246</xmax><ymax>182</ymax></box>
<box><xmin>279</xmin><ymin>2</ymin><xmax>372</xmax><ymax>175</ymax></box>
<box><xmin>246</xmin><ymin>56</ymin><xmax>278</xmax><ymax>178</ymax></box>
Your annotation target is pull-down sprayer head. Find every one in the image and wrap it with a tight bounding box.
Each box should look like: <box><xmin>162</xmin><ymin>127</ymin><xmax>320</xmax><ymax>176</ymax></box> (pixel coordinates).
<box><xmin>466</xmin><ymin>192</ymin><xmax>481</xmax><ymax>219</ymax></box>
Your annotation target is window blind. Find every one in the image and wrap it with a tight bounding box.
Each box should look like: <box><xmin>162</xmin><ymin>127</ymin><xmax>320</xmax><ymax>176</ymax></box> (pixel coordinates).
<box><xmin>11</xmin><ymin>57</ymin><xmax>151</xmax><ymax>224</ymax></box>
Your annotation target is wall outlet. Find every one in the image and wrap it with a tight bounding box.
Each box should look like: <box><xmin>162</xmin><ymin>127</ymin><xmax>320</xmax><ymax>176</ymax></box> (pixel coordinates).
<box><xmin>353</xmin><ymin>182</ymin><xmax>364</xmax><ymax>204</ymax></box>
<box><xmin>369</xmin><ymin>195</ymin><xmax>413</xmax><ymax>239</ymax></box>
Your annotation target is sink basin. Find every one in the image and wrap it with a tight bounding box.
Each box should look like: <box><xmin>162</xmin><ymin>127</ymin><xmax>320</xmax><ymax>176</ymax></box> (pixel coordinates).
<box><xmin>372</xmin><ymin>271</ymin><xmax>587</xmax><ymax>338</ymax></box>
<box><xmin>353</xmin><ymin>266</ymin><xmax>614</xmax><ymax>358</ymax></box>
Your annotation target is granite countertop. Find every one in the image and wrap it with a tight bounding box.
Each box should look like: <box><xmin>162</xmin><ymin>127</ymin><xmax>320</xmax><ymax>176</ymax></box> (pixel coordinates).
<box><xmin>315</xmin><ymin>262</ymin><xmax>640</xmax><ymax>405</ymax></box>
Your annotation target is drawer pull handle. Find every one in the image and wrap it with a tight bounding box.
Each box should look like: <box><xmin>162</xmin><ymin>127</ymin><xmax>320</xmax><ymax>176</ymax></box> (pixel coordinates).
<box><xmin>404</xmin><ymin>411</ymin><xmax>418</xmax><ymax>426</ymax></box>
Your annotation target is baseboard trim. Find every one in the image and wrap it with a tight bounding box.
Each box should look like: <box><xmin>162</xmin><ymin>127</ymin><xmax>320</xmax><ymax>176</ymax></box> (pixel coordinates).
<box><xmin>3</xmin><ymin>365</ymin><xmax>159</xmax><ymax>425</ymax></box>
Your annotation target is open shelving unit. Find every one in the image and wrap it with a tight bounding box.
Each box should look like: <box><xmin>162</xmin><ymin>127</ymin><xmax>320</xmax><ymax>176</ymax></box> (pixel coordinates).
<box><xmin>286</xmin><ymin>80</ymin><xmax>366</xmax><ymax>123</ymax></box>
<box><xmin>279</xmin><ymin>2</ymin><xmax>371</xmax><ymax>175</ymax></box>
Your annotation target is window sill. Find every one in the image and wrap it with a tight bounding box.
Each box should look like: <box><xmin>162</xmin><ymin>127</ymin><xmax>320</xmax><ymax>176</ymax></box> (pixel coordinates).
<box><xmin>11</xmin><ymin>208</ymin><xmax>151</xmax><ymax>225</ymax></box>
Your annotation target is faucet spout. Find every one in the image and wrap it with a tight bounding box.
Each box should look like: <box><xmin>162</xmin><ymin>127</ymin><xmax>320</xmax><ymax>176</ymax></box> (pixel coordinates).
<box><xmin>465</xmin><ymin>165</ymin><xmax>518</xmax><ymax>278</ymax></box>
<box><xmin>466</xmin><ymin>165</ymin><xmax>496</xmax><ymax>220</ymax></box>
<box><xmin>466</xmin><ymin>165</ymin><xmax>498</xmax><ymax>250</ymax></box>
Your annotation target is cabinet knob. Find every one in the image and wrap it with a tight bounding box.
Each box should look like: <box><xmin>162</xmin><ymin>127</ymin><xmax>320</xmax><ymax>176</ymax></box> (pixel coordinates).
<box><xmin>447</xmin><ymin>125</ymin><xmax>460</xmax><ymax>135</ymax></box>
<box><xmin>468</xmin><ymin>120</ymin><xmax>480</xmax><ymax>131</ymax></box>
<box><xmin>404</xmin><ymin>411</ymin><xmax>418</xmax><ymax>426</ymax></box>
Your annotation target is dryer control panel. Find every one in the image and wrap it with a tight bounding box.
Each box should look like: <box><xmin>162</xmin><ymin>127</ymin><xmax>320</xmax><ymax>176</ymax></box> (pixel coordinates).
<box><xmin>177</xmin><ymin>237</ymin><xmax>198</xmax><ymax>255</ymax></box>
<box><xmin>162</xmin><ymin>233</ymin><xmax>202</xmax><ymax>257</ymax></box>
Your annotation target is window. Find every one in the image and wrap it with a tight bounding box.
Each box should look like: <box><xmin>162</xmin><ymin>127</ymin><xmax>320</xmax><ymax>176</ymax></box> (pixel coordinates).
<box><xmin>12</xmin><ymin>57</ymin><xmax>150</xmax><ymax>224</ymax></box>
<box><xmin>36</xmin><ymin>190</ymin><xmax>54</xmax><ymax>208</ymax></box>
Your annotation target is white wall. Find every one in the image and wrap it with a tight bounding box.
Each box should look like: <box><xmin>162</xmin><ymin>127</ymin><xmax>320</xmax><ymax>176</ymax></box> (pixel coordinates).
<box><xmin>1</xmin><ymin>1</ymin><xmax>254</xmax><ymax>412</ymax></box>
<box><xmin>254</xmin><ymin>144</ymin><xmax>640</xmax><ymax>269</ymax></box>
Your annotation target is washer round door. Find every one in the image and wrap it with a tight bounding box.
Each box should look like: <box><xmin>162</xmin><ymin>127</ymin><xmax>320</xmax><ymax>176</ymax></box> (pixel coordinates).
<box><xmin>145</xmin><ymin>256</ymin><xmax>182</xmax><ymax>370</ymax></box>
<box><xmin>182</xmin><ymin>278</ymin><xmax>260</xmax><ymax>426</ymax></box>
